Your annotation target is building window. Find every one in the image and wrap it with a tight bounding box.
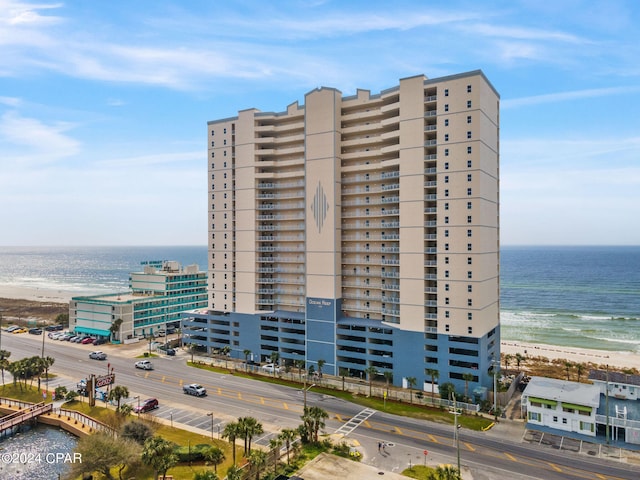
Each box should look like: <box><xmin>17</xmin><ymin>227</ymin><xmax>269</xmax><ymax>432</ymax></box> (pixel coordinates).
<box><xmin>445</xmin><ymin>311</ymin><xmax>450</xmax><ymax>318</ymax></box>
<box><xmin>444</xmin><ymin>104</ymin><xmax>449</xmax><ymax>112</ymax></box>
<box><xmin>467</xmin><ymin>174</ymin><xmax>472</xmax><ymax>182</ymax></box>
<box><xmin>468</xmin><ymin>312</ymin><xmax>473</xmax><ymax>320</ymax></box>
<box><xmin>467</xmin><ymin>215</ymin><xmax>472</xmax><ymax>224</ymax></box>
<box><xmin>445</xmin><ymin>243</ymin><xmax>449</xmax><ymax>251</ymax></box>
<box><xmin>467</xmin><ymin>284</ymin><xmax>472</xmax><ymax>293</ymax></box>
<box><xmin>445</xmin><ymin>298</ymin><xmax>450</xmax><ymax>305</ymax></box>
<box><xmin>444</xmin><ymin>88</ymin><xmax>449</xmax><ymax>96</ymax></box>
<box><xmin>444</xmin><ymin>119</ymin><xmax>449</xmax><ymax>126</ymax></box>
<box><xmin>467</xmin><ymin>188</ymin><xmax>472</xmax><ymax>196</ymax></box>
<box><xmin>467</xmin><ymin>243</ymin><xmax>472</xmax><ymax>251</ymax></box>
<box><xmin>445</xmin><ymin>216</ymin><xmax>449</xmax><ymax>224</ymax></box>
<box><xmin>445</xmin><ymin>189</ymin><xmax>449</xmax><ymax>197</ymax></box>
<box><xmin>467</xmin><ymin>201</ymin><xmax>472</xmax><ymax>209</ymax></box>
<box><xmin>444</xmin><ymin>161</ymin><xmax>449</xmax><ymax>169</ymax></box>
<box><xmin>467</xmin><ymin>100</ymin><xmax>472</xmax><ymax>108</ymax></box>
<box><xmin>467</xmin><ymin>85</ymin><xmax>472</xmax><ymax>93</ymax></box>
<box><xmin>445</xmin><ymin>256</ymin><xmax>449</xmax><ymax>264</ymax></box>
<box><xmin>445</xmin><ymin>270</ymin><xmax>450</xmax><ymax>278</ymax></box>
<box><xmin>467</xmin><ymin>229</ymin><xmax>472</xmax><ymax>237</ymax></box>
<box><xmin>467</xmin><ymin>115</ymin><xmax>472</xmax><ymax>124</ymax></box>
<box><xmin>444</xmin><ymin>175</ymin><xmax>449</xmax><ymax>183</ymax></box>
<box><xmin>467</xmin><ymin>271</ymin><xmax>472</xmax><ymax>279</ymax></box>
<box><xmin>467</xmin><ymin>131</ymin><xmax>472</xmax><ymax>139</ymax></box>
<box><xmin>468</xmin><ymin>326</ymin><xmax>473</xmax><ymax>334</ymax></box>
<box><xmin>445</xmin><ymin>202</ymin><xmax>449</xmax><ymax>210</ymax></box>
<box><xmin>445</xmin><ymin>324</ymin><xmax>450</xmax><ymax>332</ymax></box>
<box><xmin>445</xmin><ymin>284</ymin><xmax>450</xmax><ymax>291</ymax></box>
<box><xmin>467</xmin><ymin>146</ymin><xmax>472</xmax><ymax>154</ymax></box>
<box><xmin>444</xmin><ymin>148</ymin><xmax>449</xmax><ymax>156</ymax></box>
<box><xmin>467</xmin><ymin>298</ymin><xmax>472</xmax><ymax>306</ymax></box>
<box><xmin>444</xmin><ymin>134</ymin><xmax>449</xmax><ymax>142</ymax></box>
<box><xmin>444</xmin><ymin>230</ymin><xmax>449</xmax><ymax>237</ymax></box>
<box><xmin>467</xmin><ymin>257</ymin><xmax>472</xmax><ymax>265</ymax></box>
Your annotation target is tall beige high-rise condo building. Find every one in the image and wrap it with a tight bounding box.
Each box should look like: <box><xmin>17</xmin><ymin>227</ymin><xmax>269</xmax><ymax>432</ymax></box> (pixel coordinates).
<box><xmin>184</xmin><ymin>70</ymin><xmax>500</xmax><ymax>394</ymax></box>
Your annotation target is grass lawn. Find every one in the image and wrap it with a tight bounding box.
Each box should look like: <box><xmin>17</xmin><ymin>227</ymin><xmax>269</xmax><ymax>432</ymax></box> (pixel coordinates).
<box><xmin>187</xmin><ymin>362</ymin><xmax>493</xmax><ymax>431</ymax></box>
<box><xmin>0</xmin><ymin>383</ymin><xmax>51</xmax><ymax>403</ymax></box>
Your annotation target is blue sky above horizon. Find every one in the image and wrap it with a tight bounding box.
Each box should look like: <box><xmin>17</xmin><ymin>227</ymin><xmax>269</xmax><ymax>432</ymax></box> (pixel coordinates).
<box><xmin>1</xmin><ymin>0</ymin><xmax>639</xmax><ymax>246</ymax></box>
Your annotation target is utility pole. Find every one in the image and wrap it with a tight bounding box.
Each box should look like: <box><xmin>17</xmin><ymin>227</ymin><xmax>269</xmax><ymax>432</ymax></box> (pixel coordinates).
<box><xmin>605</xmin><ymin>364</ymin><xmax>610</xmax><ymax>444</ymax></box>
<box><xmin>451</xmin><ymin>392</ymin><xmax>461</xmax><ymax>475</ymax></box>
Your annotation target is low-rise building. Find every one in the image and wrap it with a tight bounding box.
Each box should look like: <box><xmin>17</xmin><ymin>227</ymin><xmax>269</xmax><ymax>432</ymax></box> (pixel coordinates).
<box><xmin>589</xmin><ymin>369</ymin><xmax>640</xmax><ymax>401</ymax></box>
<box><xmin>70</xmin><ymin>261</ymin><xmax>207</xmax><ymax>342</ymax></box>
<box><xmin>522</xmin><ymin>376</ymin><xmax>600</xmax><ymax>437</ymax></box>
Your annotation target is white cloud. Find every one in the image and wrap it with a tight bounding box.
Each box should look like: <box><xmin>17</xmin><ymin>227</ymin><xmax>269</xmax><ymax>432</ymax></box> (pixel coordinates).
<box><xmin>0</xmin><ymin>111</ymin><xmax>80</xmax><ymax>164</ymax></box>
<box><xmin>503</xmin><ymin>86</ymin><xmax>640</xmax><ymax>109</ymax></box>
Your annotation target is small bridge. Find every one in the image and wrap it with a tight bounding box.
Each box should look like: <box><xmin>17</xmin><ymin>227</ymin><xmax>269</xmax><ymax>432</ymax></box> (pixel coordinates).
<box><xmin>0</xmin><ymin>401</ymin><xmax>52</xmax><ymax>435</ymax></box>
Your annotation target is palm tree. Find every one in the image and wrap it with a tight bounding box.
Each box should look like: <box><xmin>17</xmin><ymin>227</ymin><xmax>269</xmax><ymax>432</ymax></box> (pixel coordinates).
<box><xmin>365</xmin><ymin>365</ymin><xmax>379</xmax><ymax>397</ymax></box>
<box><xmin>278</xmin><ymin>428</ymin><xmax>297</xmax><ymax>465</ymax></box>
<box><xmin>7</xmin><ymin>359</ymin><xmax>21</xmax><ymax>389</ymax></box>
<box><xmin>239</xmin><ymin>416</ymin><xmax>263</xmax><ymax>455</ymax></box>
<box><xmin>383</xmin><ymin>371</ymin><xmax>393</xmax><ymax>398</ymax></box>
<box><xmin>316</xmin><ymin>359</ymin><xmax>326</xmax><ymax>380</ymax></box>
<box><xmin>426</xmin><ymin>369</ymin><xmax>439</xmax><ymax>405</ymax></box>
<box><xmin>339</xmin><ymin>367</ymin><xmax>349</xmax><ymax>391</ymax></box>
<box><xmin>294</xmin><ymin>359</ymin><xmax>305</xmax><ymax>382</ymax></box>
<box><xmin>428</xmin><ymin>464</ymin><xmax>462</xmax><ymax>480</ymax></box>
<box><xmin>268</xmin><ymin>436</ymin><xmax>283</xmax><ymax>476</ymax></box>
<box><xmin>221</xmin><ymin>345</ymin><xmax>231</xmax><ymax>369</ymax></box>
<box><xmin>249</xmin><ymin>449</ymin><xmax>267</xmax><ymax>480</ymax></box>
<box><xmin>141</xmin><ymin>436</ymin><xmax>178</xmax><ymax>480</ymax></box>
<box><xmin>406</xmin><ymin>376</ymin><xmax>417</xmax><ymax>404</ymax></box>
<box><xmin>109</xmin><ymin>318</ymin><xmax>123</xmax><ymax>342</ymax></box>
<box><xmin>222</xmin><ymin>421</ymin><xmax>241</xmax><ymax>465</ymax></box>
<box><xmin>302</xmin><ymin>406</ymin><xmax>328</xmax><ymax>443</ymax></box>
<box><xmin>42</xmin><ymin>356</ymin><xmax>55</xmax><ymax>385</ymax></box>
<box><xmin>503</xmin><ymin>354</ymin><xmax>513</xmax><ymax>372</ymax></box>
<box><xmin>462</xmin><ymin>373</ymin><xmax>474</xmax><ymax>401</ymax></box>
<box><xmin>202</xmin><ymin>445</ymin><xmax>225</xmax><ymax>473</ymax></box>
<box><xmin>576</xmin><ymin>363</ymin><xmax>585</xmax><ymax>383</ymax></box>
<box><xmin>564</xmin><ymin>361</ymin><xmax>573</xmax><ymax>381</ymax></box>
<box><xmin>515</xmin><ymin>353</ymin><xmax>524</xmax><ymax>372</ymax></box>
<box><xmin>108</xmin><ymin>385</ymin><xmax>130</xmax><ymax>411</ymax></box>
<box><xmin>193</xmin><ymin>471</ymin><xmax>219</xmax><ymax>480</ymax></box>
<box><xmin>270</xmin><ymin>352</ymin><xmax>280</xmax><ymax>377</ymax></box>
<box><xmin>226</xmin><ymin>464</ymin><xmax>242</xmax><ymax>480</ymax></box>
<box><xmin>243</xmin><ymin>349</ymin><xmax>252</xmax><ymax>371</ymax></box>
<box><xmin>0</xmin><ymin>350</ymin><xmax>10</xmax><ymax>388</ymax></box>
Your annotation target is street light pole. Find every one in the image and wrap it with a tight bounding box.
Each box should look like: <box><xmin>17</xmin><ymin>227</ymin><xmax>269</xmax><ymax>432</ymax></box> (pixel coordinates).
<box><xmin>451</xmin><ymin>392</ymin><xmax>461</xmax><ymax>475</ymax></box>
<box><xmin>303</xmin><ymin>383</ymin><xmax>316</xmax><ymax>410</ymax></box>
<box><xmin>207</xmin><ymin>412</ymin><xmax>214</xmax><ymax>440</ymax></box>
<box><xmin>491</xmin><ymin>357</ymin><xmax>498</xmax><ymax>416</ymax></box>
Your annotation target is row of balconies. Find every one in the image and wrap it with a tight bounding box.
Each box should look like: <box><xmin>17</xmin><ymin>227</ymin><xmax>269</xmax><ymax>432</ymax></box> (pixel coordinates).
<box><xmin>257</xmin><ymin>180</ymin><xmax>305</xmax><ymax>189</ymax></box>
<box><xmin>256</xmin><ymin>191</ymin><xmax>304</xmax><ymax>200</ymax></box>
<box><xmin>257</xmin><ymin>277</ymin><xmax>305</xmax><ymax>285</ymax></box>
<box><xmin>257</xmin><ymin>256</ymin><xmax>304</xmax><ymax>263</ymax></box>
<box><xmin>257</xmin><ymin>224</ymin><xmax>305</xmax><ymax>231</ymax></box>
<box><xmin>257</xmin><ymin>235</ymin><xmax>305</xmax><ymax>242</ymax></box>
<box><xmin>256</xmin><ymin>202</ymin><xmax>305</xmax><ymax>210</ymax></box>
<box><xmin>257</xmin><ymin>213</ymin><xmax>304</xmax><ymax>221</ymax></box>
<box><xmin>256</xmin><ymin>246</ymin><xmax>305</xmax><ymax>253</ymax></box>
<box><xmin>256</xmin><ymin>266</ymin><xmax>305</xmax><ymax>274</ymax></box>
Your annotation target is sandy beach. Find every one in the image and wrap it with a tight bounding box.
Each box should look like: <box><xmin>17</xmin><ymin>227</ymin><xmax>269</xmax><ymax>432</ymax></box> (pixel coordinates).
<box><xmin>501</xmin><ymin>341</ymin><xmax>640</xmax><ymax>371</ymax></box>
<box><xmin>0</xmin><ymin>285</ymin><xmax>81</xmax><ymax>304</ymax></box>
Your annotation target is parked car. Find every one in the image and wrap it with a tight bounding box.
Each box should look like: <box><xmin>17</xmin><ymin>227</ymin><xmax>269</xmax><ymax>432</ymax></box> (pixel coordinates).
<box><xmin>261</xmin><ymin>363</ymin><xmax>281</xmax><ymax>374</ymax></box>
<box><xmin>28</xmin><ymin>328</ymin><xmax>42</xmax><ymax>335</ymax></box>
<box><xmin>166</xmin><ymin>327</ymin><xmax>177</xmax><ymax>335</ymax></box>
<box><xmin>4</xmin><ymin>325</ymin><xmax>20</xmax><ymax>332</ymax></box>
<box><xmin>93</xmin><ymin>337</ymin><xmax>108</xmax><ymax>345</ymax></box>
<box><xmin>155</xmin><ymin>330</ymin><xmax>166</xmax><ymax>337</ymax></box>
<box><xmin>45</xmin><ymin>324</ymin><xmax>63</xmax><ymax>331</ymax></box>
<box><xmin>12</xmin><ymin>328</ymin><xmax>28</xmax><ymax>334</ymax></box>
<box><xmin>134</xmin><ymin>360</ymin><xmax>154</xmax><ymax>370</ymax></box>
<box><xmin>165</xmin><ymin>348</ymin><xmax>176</xmax><ymax>356</ymax></box>
<box><xmin>134</xmin><ymin>398</ymin><xmax>159</xmax><ymax>413</ymax></box>
<box><xmin>89</xmin><ymin>351</ymin><xmax>107</xmax><ymax>360</ymax></box>
<box><xmin>81</xmin><ymin>337</ymin><xmax>95</xmax><ymax>344</ymax></box>
<box><xmin>72</xmin><ymin>336</ymin><xmax>86</xmax><ymax>343</ymax></box>
<box><xmin>183</xmin><ymin>383</ymin><xmax>206</xmax><ymax>396</ymax></box>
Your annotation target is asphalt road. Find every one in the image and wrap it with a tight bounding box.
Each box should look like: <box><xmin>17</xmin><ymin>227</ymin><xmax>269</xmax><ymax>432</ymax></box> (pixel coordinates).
<box><xmin>3</xmin><ymin>333</ymin><xmax>640</xmax><ymax>480</ymax></box>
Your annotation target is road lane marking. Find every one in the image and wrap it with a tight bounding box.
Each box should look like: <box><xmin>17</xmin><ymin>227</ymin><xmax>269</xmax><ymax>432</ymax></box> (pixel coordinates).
<box><xmin>504</xmin><ymin>452</ymin><xmax>517</xmax><ymax>462</ymax></box>
<box><xmin>548</xmin><ymin>463</ymin><xmax>562</xmax><ymax>472</ymax></box>
<box><xmin>464</xmin><ymin>442</ymin><xmax>475</xmax><ymax>451</ymax></box>
<box><xmin>428</xmin><ymin>434</ymin><xmax>438</xmax><ymax>443</ymax></box>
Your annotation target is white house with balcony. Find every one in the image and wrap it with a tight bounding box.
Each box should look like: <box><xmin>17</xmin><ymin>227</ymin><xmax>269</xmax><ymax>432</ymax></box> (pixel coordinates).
<box><xmin>589</xmin><ymin>369</ymin><xmax>640</xmax><ymax>401</ymax></box>
<box><xmin>522</xmin><ymin>376</ymin><xmax>600</xmax><ymax>437</ymax></box>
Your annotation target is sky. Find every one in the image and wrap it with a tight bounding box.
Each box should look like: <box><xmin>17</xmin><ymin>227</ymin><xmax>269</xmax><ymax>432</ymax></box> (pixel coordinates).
<box><xmin>1</xmin><ymin>0</ymin><xmax>639</xmax><ymax>246</ymax></box>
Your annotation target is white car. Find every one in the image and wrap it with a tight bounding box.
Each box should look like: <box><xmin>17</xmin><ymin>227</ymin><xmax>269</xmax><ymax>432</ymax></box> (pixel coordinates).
<box><xmin>134</xmin><ymin>360</ymin><xmax>154</xmax><ymax>370</ymax></box>
<box><xmin>183</xmin><ymin>383</ymin><xmax>207</xmax><ymax>396</ymax></box>
<box><xmin>89</xmin><ymin>351</ymin><xmax>107</xmax><ymax>360</ymax></box>
<box><xmin>261</xmin><ymin>363</ymin><xmax>281</xmax><ymax>374</ymax></box>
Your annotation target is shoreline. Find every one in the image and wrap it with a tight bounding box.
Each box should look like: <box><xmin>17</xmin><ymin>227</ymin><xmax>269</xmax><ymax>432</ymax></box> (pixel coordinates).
<box><xmin>1</xmin><ymin>284</ymin><xmax>638</xmax><ymax>372</ymax></box>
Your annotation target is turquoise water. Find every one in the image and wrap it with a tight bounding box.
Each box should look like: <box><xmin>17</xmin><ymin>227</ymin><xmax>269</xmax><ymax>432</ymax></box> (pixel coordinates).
<box><xmin>0</xmin><ymin>245</ymin><xmax>639</xmax><ymax>353</ymax></box>
<box><xmin>500</xmin><ymin>246</ymin><xmax>640</xmax><ymax>353</ymax></box>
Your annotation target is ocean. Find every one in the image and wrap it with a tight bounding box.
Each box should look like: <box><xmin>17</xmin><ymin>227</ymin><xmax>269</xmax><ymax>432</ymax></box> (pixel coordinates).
<box><xmin>0</xmin><ymin>245</ymin><xmax>638</xmax><ymax>353</ymax></box>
